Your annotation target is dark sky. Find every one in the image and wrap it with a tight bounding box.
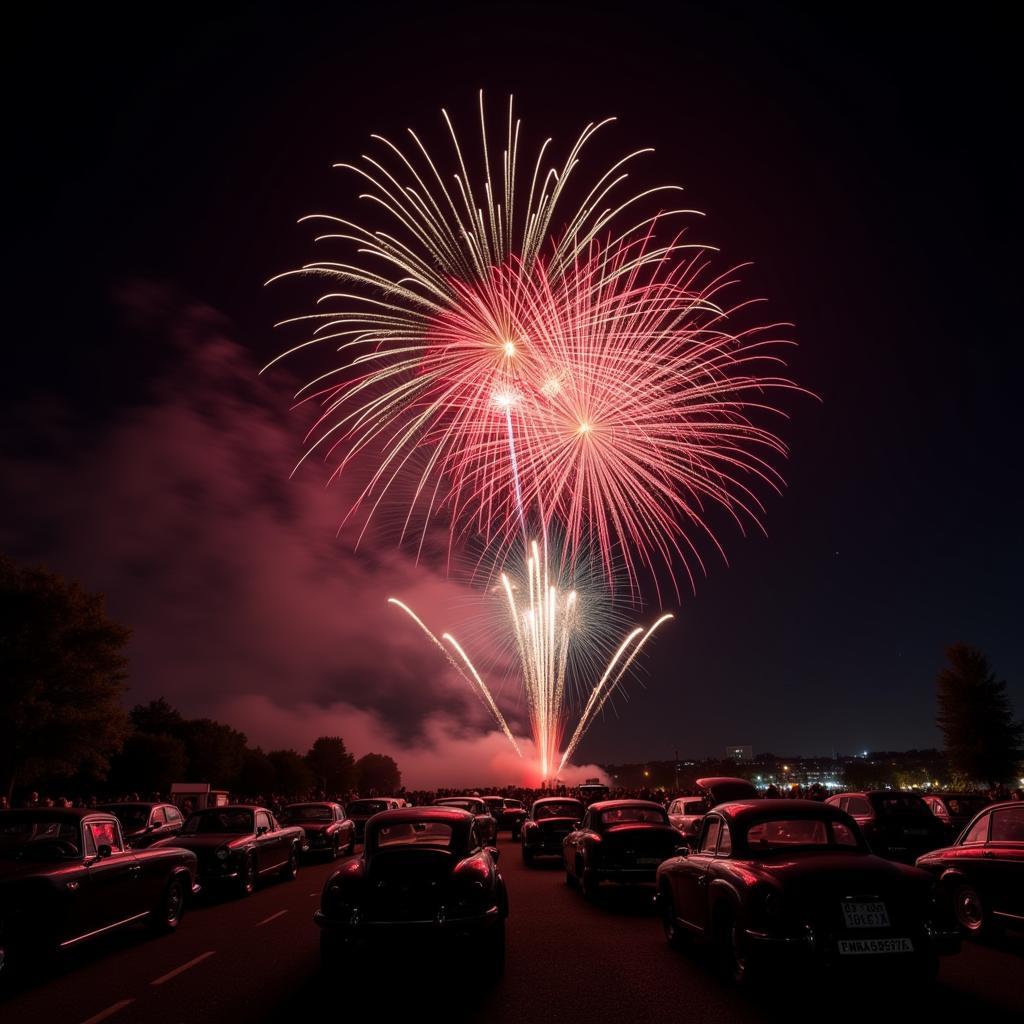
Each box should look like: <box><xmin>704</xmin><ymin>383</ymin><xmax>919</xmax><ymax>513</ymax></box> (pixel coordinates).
<box><xmin>4</xmin><ymin>4</ymin><xmax>1021</xmax><ymax>778</ymax></box>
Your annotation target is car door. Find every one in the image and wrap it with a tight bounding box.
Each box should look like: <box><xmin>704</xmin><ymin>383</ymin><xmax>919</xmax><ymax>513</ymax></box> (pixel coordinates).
<box><xmin>985</xmin><ymin>806</ymin><xmax>1024</xmax><ymax>916</ymax></box>
<box><xmin>163</xmin><ymin>804</ymin><xmax>184</xmax><ymax>840</ymax></box>
<box><xmin>254</xmin><ymin>810</ymin><xmax>278</xmax><ymax>872</ymax></box>
<box><xmin>674</xmin><ymin>815</ymin><xmax>721</xmax><ymax>930</ymax></box>
<box><xmin>268</xmin><ymin>811</ymin><xmax>292</xmax><ymax>865</ymax></box>
<box><xmin>337</xmin><ymin>805</ymin><xmax>354</xmax><ymax>849</ymax></box>
<box><xmin>82</xmin><ymin>818</ymin><xmax>143</xmax><ymax>931</ymax></box>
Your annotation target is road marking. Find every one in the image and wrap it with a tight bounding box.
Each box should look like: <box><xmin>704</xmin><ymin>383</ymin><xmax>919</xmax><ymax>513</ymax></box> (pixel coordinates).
<box><xmin>150</xmin><ymin>950</ymin><xmax>217</xmax><ymax>985</ymax></box>
<box><xmin>78</xmin><ymin>1000</ymin><xmax>135</xmax><ymax>1024</ymax></box>
<box><xmin>256</xmin><ymin>909</ymin><xmax>289</xmax><ymax>927</ymax></box>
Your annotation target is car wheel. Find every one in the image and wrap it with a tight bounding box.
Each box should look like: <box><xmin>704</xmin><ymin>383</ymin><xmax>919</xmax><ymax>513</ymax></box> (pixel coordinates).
<box><xmin>716</xmin><ymin>907</ymin><xmax>758</xmax><ymax>988</ymax></box>
<box><xmin>581</xmin><ymin>869</ymin><xmax>600</xmax><ymax>901</ymax></box>
<box><xmin>565</xmin><ymin>866</ymin><xmax>578</xmax><ymax>888</ymax></box>
<box><xmin>281</xmin><ymin>846</ymin><xmax>299</xmax><ymax>881</ymax></box>
<box><xmin>659</xmin><ymin>884</ymin><xmax>687</xmax><ymax>948</ymax></box>
<box><xmin>237</xmin><ymin>853</ymin><xmax>257</xmax><ymax>897</ymax></box>
<box><xmin>953</xmin><ymin>882</ymin><xmax>998</xmax><ymax>939</ymax></box>
<box><xmin>152</xmin><ymin>876</ymin><xmax>186</xmax><ymax>933</ymax></box>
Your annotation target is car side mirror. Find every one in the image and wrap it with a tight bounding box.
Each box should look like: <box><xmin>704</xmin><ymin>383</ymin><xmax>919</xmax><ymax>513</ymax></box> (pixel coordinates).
<box><xmin>256</xmin><ymin>825</ymin><xmax>269</xmax><ymax>836</ymax></box>
<box><xmin>674</xmin><ymin>845</ymin><xmax>690</xmax><ymax>857</ymax></box>
<box><xmin>486</xmin><ymin>845</ymin><xmax>500</xmax><ymax>863</ymax></box>
<box><xmin>97</xmin><ymin>844</ymin><xmax>113</xmax><ymax>859</ymax></box>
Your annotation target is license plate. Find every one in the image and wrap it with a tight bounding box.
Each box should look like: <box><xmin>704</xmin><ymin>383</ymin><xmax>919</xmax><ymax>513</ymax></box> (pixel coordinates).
<box><xmin>637</xmin><ymin>857</ymin><xmax>662</xmax><ymax>865</ymax></box>
<box><xmin>842</xmin><ymin>900</ymin><xmax>890</xmax><ymax>928</ymax></box>
<box><xmin>904</xmin><ymin>828</ymin><xmax>928</xmax><ymax>836</ymax></box>
<box><xmin>838</xmin><ymin>937</ymin><xmax>913</xmax><ymax>955</ymax></box>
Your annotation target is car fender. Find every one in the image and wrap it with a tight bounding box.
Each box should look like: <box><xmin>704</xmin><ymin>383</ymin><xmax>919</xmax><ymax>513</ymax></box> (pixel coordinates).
<box><xmin>707</xmin><ymin>878</ymin><xmax>743</xmax><ymax>930</ymax></box>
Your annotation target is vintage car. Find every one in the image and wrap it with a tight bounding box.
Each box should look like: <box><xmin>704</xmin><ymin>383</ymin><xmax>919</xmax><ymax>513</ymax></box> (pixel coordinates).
<box><xmin>0</xmin><ymin>809</ymin><xmax>198</xmax><ymax>977</ymax></box>
<box><xmin>656</xmin><ymin>800</ymin><xmax>959</xmax><ymax>986</ymax></box>
<box><xmin>563</xmin><ymin>799</ymin><xmax>681</xmax><ymax>898</ymax></box>
<box><xmin>482</xmin><ymin>796</ymin><xmax>528</xmax><ymax>838</ymax></box>
<box><xmin>826</xmin><ymin>791</ymin><xmax>949</xmax><ymax>863</ymax></box>
<box><xmin>152</xmin><ymin>804</ymin><xmax>303</xmax><ymax>896</ymax></box>
<box><xmin>347</xmin><ymin>798</ymin><xmax>401</xmax><ymax>844</ymax></box>
<box><xmin>921</xmin><ymin>793</ymin><xmax>992</xmax><ymax>836</ymax></box>
<box><xmin>96</xmin><ymin>801</ymin><xmax>185</xmax><ymax>849</ymax></box>
<box><xmin>432</xmin><ymin>797</ymin><xmax>498</xmax><ymax>845</ymax></box>
<box><xmin>915</xmin><ymin>801</ymin><xmax>1024</xmax><ymax>938</ymax></box>
<box><xmin>696</xmin><ymin>776</ymin><xmax>758</xmax><ymax>804</ymax></box>
<box><xmin>577</xmin><ymin>783</ymin><xmax>610</xmax><ymax>806</ymax></box>
<box><xmin>668</xmin><ymin>796</ymin><xmax>708</xmax><ymax>846</ymax></box>
<box><xmin>521</xmin><ymin>797</ymin><xmax>584</xmax><ymax>865</ymax></box>
<box><xmin>280</xmin><ymin>802</ymin><xmax>355</xmax><ymax>860</ymax></box>
<box><xmin>315</xmin><ymin>807</ymin><xmax>508</xmax><ymax>977</ymax></box>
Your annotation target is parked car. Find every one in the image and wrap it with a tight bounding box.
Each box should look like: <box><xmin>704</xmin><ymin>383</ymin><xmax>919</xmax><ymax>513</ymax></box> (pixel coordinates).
<box><xmin>433</xmin><ymin>797</ymin><xmax>498</xmax><ymax>844</ymax></box>
<box><xmin>315</xmin><ymin>806</ymin><xmax>508</xmax><ymax>977</ymax></box>
<box><xmin>825</xmin><ymin>791</ymin><xmax>949</xmax><ymax>863</ymax></box>
<box><xmin>915</xmin><ymin>801</ymin><xmax>1024</xmax><ymax>938</ymax></box>
<box><xmin>483</xmin><ymin>797</ymin><xmax>528</xmax><ymax>838</ymax></box>
<box><xmin>656</xmin><ymin>799</ymin><xmax>959</xmax><ymax>987</ymax></box>
<box><xmin>563</xmin><ymin>800</ymin><xmax>681</xmax><ymax>898</ymax></box>
<box><xmin>695</xmin><ymin>777</ymin><xmax>758</xmax><ymax>804</ymax></box>
<box><xmin>347</xmin><ymin>798</ymin><xmax>401</xmax><ymax>844</ymax></box>
<box><xmin>96</xmin><ymin>802</ymin><xmax>185</xmax><ymax>849</ymax></box>
<box><xmin>577</xmin><ymin>783</ymin><xmax>610</xmax><ymax>806</ymax></box>
<box><xmin>153</xmin><ymin>805</ymin><xmax>303</xmax><ymax>896</ymax></box>
<box><xmin>280</xmin><ymin>802</ymin><xmax>355</xmax><ymax>860</ymax></box>
<box><xmin>0</xmin><ymin>809</ymin><xmax>198</xmax><ymax>978</ymax></box>
<box><xmin>668</xmin><ymin>796</ymin><xmax>708</xmax><ymax>846</ymax></box>
<box><xmin>921</xmin><ymin>793</ymin><xmax>992</xmax><ymax>836</ymax></box>
<box><xmin>521</xmin><ymin>798</ymin><xmax>584</xmax><ymax>865</ymax></box>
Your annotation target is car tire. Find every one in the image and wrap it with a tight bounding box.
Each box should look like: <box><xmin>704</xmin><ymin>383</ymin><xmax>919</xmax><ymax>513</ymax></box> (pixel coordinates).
<box><xmin>953</xmin><ymin>882</ymin><xmax>999</xmax><ymax>940</ymax></box>
<box><xmin>581</xmin><ymin>869</ymin><xmax>600</xmax><ymax>901</ymax></box>
<box><xmin>150</xmin><ymin>876</ymin><xmax>186</xmax><ymax>934</ymax></box>
<box><xmin>237</xmin><ymin>853</ymin><xmax>257</xmax><ymax>897</ymax></box>
<box><xmin>659</xmin><ymin>884</ymin><xmax>687</xmax><ymax>948</ymax></box>
<box><xmin>715</xmin><ymin>906</ymin><xmax>759</xmax><ymax>988</ymax></box>
<box><xmin>281</xmin><ymin>845</ymin><xmax>299</xmax><ymax>881</ymax></box>
<box><xmin>565</xmin><ymin>866</ymin><xmax>578</xmax><ymax>889</ymax></box>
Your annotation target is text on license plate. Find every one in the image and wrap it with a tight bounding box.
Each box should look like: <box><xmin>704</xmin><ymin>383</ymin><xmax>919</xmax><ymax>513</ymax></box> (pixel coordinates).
<box><xmin>842</xmin><ymin>900</ymin><xmax>890</xmax><ymax>928</ymax></box>
<box><xmin>838</xmin><ymin>937</ymin><xmax>913</xmax><ymax>955</ymax></box>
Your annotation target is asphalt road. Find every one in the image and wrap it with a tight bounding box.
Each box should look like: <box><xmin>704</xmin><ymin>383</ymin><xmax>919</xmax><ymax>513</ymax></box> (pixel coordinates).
<box><xmin>2</xmin><ymin>836</ymin><xmax>1021</xmax><ymax>1024</ymax></box>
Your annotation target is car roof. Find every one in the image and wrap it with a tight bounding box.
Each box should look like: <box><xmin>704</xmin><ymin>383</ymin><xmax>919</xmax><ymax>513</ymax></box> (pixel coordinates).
<box><xmin>587</xmin><ymin>799</ymin><xmax>666</xmax><ymax>813</ymax></box>
<box><xmin>710</xmin><ymin>799</ymin><xmax>850</xmax><ymax>822</ymax></box>
<box><xmin>284</xmin><ymin>801</ymin><xmax>338</xmax><ymax>807</ymax></box>
<box><xmin>190</xmin><ymin>804</ymin><xmax>262</xmax><ymax>813</ymax></box>
<box><xmin>367</xmin><ymin>807</ymin><xmax>474</xmax><ymax>827</ymax></box>
<box><xmin>533</xmin><ymin>796</ymin><xmax>583</xmax><ymax>805</ymax></box>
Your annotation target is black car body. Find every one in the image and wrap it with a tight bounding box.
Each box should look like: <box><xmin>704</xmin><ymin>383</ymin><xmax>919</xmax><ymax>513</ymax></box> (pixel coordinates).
<box><xmin>432</xmin><ymin>797</ymin><xmax>498</xmax><ymax>845</ymax></box>
<box><xmin>315</xmin><ymin>807</ymin><xmax>507</xmax><ymax>975</ymax></box>
<box><xmin>96</xmin><ymin>802</ymin><xmax>185</xmax><ymax>849</ymax></box>
<box><xmin>0</xmin><ymin>809</ymin><xmax>197</xmax><ymax>977</ymax></box>
<box><xmin>347</xmin><ymin>798</ymin><xmax>400</xmax><ymax>844</ymax></box>
<box><xmin>483</xmin><ymin>797</ymin><xmax>527</xmax><ymax>837</ymax></box>
<box><xmin>921</xmin><ymin>793</ymin><xmax>992</xmax><ymax>836</ymax></box>
<box><xmin>563</xmin><ymin>799</ymin><xmax>681</xmax><ymax>897</ymax></box>
<box><xmin>521</xmin><ymin>798</ymin><xmax>584</xmax><ymax>865</ymax></box>
<box><xmin>826</xmin><ymin>791</ymin><xmax>949</xmax><ymax>863</ymax></box>
<box><xmin>915</xmin><ymin>801</ymin><xmax>1024</xmax><ymax>938</ymax></box>
<box><xmin>153</xmin><ymin>805</ymin><xmax>304</xmax><ymax>896</ymax></box>
<box><xmin>656</xmin><ymin>800</ymin><xmax>959</xmax><ymax>986</ymax></box>
<box><xmin>696</xmin><ymin>776</ymin><xmax>758</xmax><ymax>804</ymax></box>
<box><xmin>280</xmin><ymin>802</ymin><xmax>355</xmax><ymax>859</ymax></box>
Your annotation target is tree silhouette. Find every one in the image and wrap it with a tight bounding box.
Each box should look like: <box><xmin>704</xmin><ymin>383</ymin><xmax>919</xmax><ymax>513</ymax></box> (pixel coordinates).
<box><xmin>936</xmin><ymin>643</ymin><xmax>1022</xmax><ymax>788</ymax></box>
<box><xmin>0</xmin><ymin>555</ymin><xmax>130</xmax><ymax>799</ymax></box>
<box><xmin>305</xmin><ymin>736</ymin><xmax>356</xmax><ymax>794</ymax></box>
<box><xmin>355</xmin><ymin>752</ymin><xmax>401</xmax><ymax>795</ymax></box>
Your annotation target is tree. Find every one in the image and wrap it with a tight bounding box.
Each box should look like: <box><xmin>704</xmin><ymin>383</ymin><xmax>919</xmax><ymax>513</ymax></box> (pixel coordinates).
<box><xmin>130</xmin><ymin>697</ymin><xmax>185</xmax><ymax>737</ymax></box>
<box><xmin>936</xmin><ymin>643</ymin><xmax>1022</xmax><ymax>788</ymax></box>
<box><xmin>355</xmin><ymin>753</ymin><xmax>401</xmax><ymax>795</ymax></box>
<box><xmin>0</xmin><ymin>556</ymin><xmax>131</xmax><ymax>800</ymax></box>
<box><xmin>237</xmin><ymin>747</ymin><xmax>277</xmax><ymax>797</ymax></box>
<box><xmin>180</xmin><ymin>718</ymin><xmax>248</xmax><ymax>788</ymax></box>
<box><xmin>110</xmin><ymin>732</ymin><xmax>188</xmax><ymax>795</ymax></box>
<box><xmin>305</xmin><ymin>736</ymin><xmax>356</xmax><ymax>794</ymax></box>
<box><xmin>267</xmin><ymin>749</ymin><xmax>315</xmax><ymax>794</ymax></box>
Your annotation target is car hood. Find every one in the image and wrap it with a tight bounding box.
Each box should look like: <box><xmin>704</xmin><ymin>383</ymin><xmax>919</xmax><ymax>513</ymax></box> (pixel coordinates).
<box><xmin>295</xmin><ymin>823</ymin><xmax>332</xmax><ymax>834</ymax></box>
<box><xmin>154</xmin><ymin>834</ymin><xmax>249</xmax><ymax>851</ymax></box>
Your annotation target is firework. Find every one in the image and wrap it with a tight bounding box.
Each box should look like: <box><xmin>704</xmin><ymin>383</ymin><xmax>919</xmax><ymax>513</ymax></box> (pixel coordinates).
<box><xmin>389</xmin><ymin>539</ymin><xmax>673</xmax><ymax>779</ymax></box>
<box><xmin>268</xmin><ymin>96</ymin><xmax>801</xmax><ymax>592</ymax></box>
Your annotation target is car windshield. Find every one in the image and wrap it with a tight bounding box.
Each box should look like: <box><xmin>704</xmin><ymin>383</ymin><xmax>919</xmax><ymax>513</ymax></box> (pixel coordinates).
<box><xmin>281</xmin><ymin>806</ymin><xmax>333</xmax><ymax>823</ymax></box>
<box><xmin>0</xmin><ymin>820</ymin><xmax>81</xmax><ymax>859</ymax></box>
<box><xmin>101</xmin><ymin>806</ymin><xmax>149</xmax><ymax>829</ymax></box>
<box><xmin>874</xmin><ymin>796</ymin><xmax>932</xmax><ymax>818</ymax></box>
<box><xmin>373</xmin><ymin>822</ymin><xmax>454</xmax><ymax>849</ymax></box>
<box><xmin>534</xmin><ymin>802</ymin><xmax>583</xmax><ymax>820</ymax></box>
<box><xmin>436</xmin><ymin>799</ymin><xmax>482</xmax><ymax>813</ymax></box>
<box><xmin>182</xmin><ymin>810</ymin><xmax>254</xmax><ymax>834</ymax></box>
<box><xmin>504</xmin><ymin>800</ymin><xmax>524</xmax><ymax>810</ymax></box>
<box><xmin>746</xmin><ymin>818</ymin><xmax>858</xmax><ymax>849</ymax></box>
<box><xmin>945</xmin><ymin>797</ymin><xmax>988</xmax><ymax>817</ymax></box>
<box><xmin>484</xmin><ymin>799</ymin><xmax>503</xmax><ymax>812</ymax></box>
<box><xmin>348</xmin><ymin>801</ymin><xmax>388</xmax><ymax>816</ymax></box>
<box><xmin>600</xmin><ymin>807</ymin><xmax>667</xmax><ymax>825</ymax></box>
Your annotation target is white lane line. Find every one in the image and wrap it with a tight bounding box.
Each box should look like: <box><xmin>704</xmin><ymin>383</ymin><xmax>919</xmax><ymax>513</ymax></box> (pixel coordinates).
<box><xmin>78</xmin><ymin>1000</ymin><xmax>135</xmax><ymax>1024</ymax></box>
<box><xmin>256</xmin><ymin>909</ymin><xmax>289</xmax><ymax>927</ymax></box>
<box><xmin>150</xmin><ymin>950</ymin><xmax>217</xmax><ymax>986</ymax></box>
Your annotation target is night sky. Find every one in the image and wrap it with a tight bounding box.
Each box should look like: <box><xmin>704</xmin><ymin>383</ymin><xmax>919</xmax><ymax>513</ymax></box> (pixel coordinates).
<box><xmin>4</xmin><ymin>4</ymin><xmax>1020</xmax><ymax>780</ymax></box>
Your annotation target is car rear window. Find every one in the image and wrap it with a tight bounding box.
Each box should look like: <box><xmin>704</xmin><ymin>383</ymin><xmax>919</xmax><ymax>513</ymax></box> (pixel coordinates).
<box><xmin>991</xmin><ymin>807</ymin><xmax>1024</xmax><ymax>842</ymax></box>
<box><xmin>873</xmin><ymin>795</ymin><xmax>931</xmax><ymax>817</ymax></box>
<box><xmin>600</xmin><ymin>807</ymin><xmax>667</xmax><ymax>825</ymax></box>
<box><xmin>747</xmin><ymin>818</ymin><xmax>857</xmax><ymax>849</ymax></box>
<box><xmin>374</xmin><ymin>822</ymin><xmax>453</xmax><ymax>848</ymax></box>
